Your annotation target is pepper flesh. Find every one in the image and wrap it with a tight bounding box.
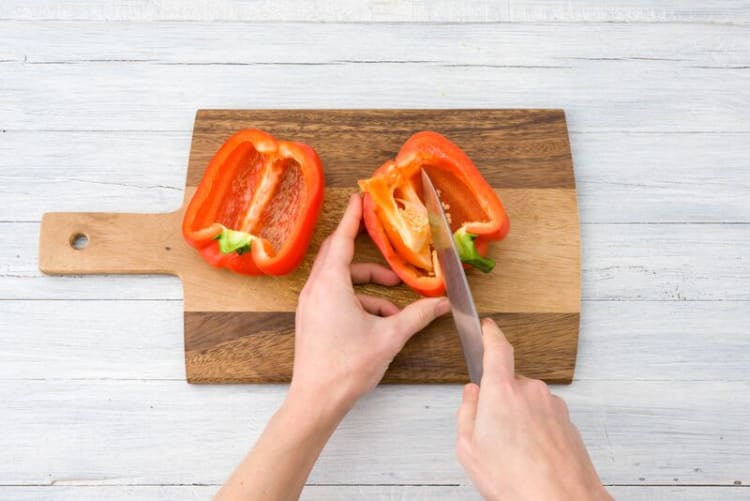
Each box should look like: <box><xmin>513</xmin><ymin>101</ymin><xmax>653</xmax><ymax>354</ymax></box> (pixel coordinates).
<box><xmin>359</xmin><ymin>131</ymin><xmax>509</xmax><ymax>296</ymax></box>
<box><xmin>182</xmin><ymin>129</ymin><xmax>324</xmax><ymax>276</ymax></box>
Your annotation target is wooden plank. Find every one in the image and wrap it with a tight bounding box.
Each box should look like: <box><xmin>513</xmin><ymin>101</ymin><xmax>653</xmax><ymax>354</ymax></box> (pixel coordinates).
<box><xmin>160</xmin><ymin>188</ymin><xmax>579</xmax><ymax>313</ymax></box>
<box><xmin>187</xmin><ymin>109</ymin><xmax>575</xmax><ymax>188</ymax></box>
<box><xmin>1</xmin><ymin>380</ymin><xmax>748</xmax><ymax>486</ymax></box>
<box><xmin>0</xmin><ymin>1</ymin><xmax>511</xmax><ymax>22</ymax></box>
<box><xmin>509</xmin><ymin>1</ymin><xmax>750</xmax><ymax>23</ymax></box>
<box><xmin>2</xmin><ymin>485</ymin><xmax>748</xmax><ymax>500</ymax></box>
<box><xmin>0</xmin><ymin>486</ymin><xmax>474</xmax><ymax>501</ymax></box>
<box><xmin>4</xmin><ymin>22</ymin><xmax>748</xmax><ymax>68</ymax></box>
<box><xmin>2</xmin><ymin>131</ymin><xmax>748</xmax><ymax>224</ymax></box>
<box><xmin>1</xmin><ymin>1</ymin><xmax>748</xmax><ymax>23</ymax></box>
<box><xmin>574</xmin><ymin>132</ymin><xmax>750</xmax><ymax>223</ymax></box>
<box><xmin>582</xmin><ymin>223</ymin><xmax>750</xmax><ymax>301</ymax></box>
<box><xmin>607</xmin><ymin>487</ymin><xmax>750</xmax><ymax>500</ymax></box>
<box><xmin>0</xmin><ymin>301</ymin><xmax>186</xmax><ymax>381</ymax></box>
<box><xmin>575</xmin><ymin>301</ymin><xmax>750</xmax><ymax>381</ymax></box>
<box><xmin>1</xmin><ymin>63</ymin><xmax>748</xmax><ymax>133</ymax></box>
<box><xmin>1</xmin><ymin>300</ymin><xmax>748</xmax><ymax>382</ymax></box>
<box><xmin>6</xmin><ymin>222</ymin><xmax>748</xmax><ymax>301</ymax></box>
<box><xmin>184</xmin><ymin>312</ymin><xmax>578</xmax><ymax>384</ymax></box>
<box><xmin>0</xmin><ymin>130</ymin><xmax>188</xmax><ymax>222</ymax></box>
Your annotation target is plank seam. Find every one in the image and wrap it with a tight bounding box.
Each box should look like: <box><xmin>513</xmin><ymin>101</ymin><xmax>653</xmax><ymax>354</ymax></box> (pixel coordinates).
<box><xmin>0</xmin><ymin>19</ymin><xmax>748</xmax><ymax>25</ymax></box>
<box><xmin>11</xmin><ymin>59</ymin><xmax>750</xmax><ymax>71</ymax></box>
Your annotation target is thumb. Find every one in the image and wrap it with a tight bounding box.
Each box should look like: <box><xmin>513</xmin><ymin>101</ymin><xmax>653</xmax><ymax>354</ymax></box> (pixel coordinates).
<box><xmin>385</xmin><ymin>297</ymin><xmax>450</xmax><ymax>350</ymax></box>
<box><xmin>481</xmin><ymin>318</ymin><xmax>515</xmax><ymax>382</ymax></box>
<box><xmin>457</xmin><ymin>383</ymin><xmax>479</xmax><ymax>440</ymax></box>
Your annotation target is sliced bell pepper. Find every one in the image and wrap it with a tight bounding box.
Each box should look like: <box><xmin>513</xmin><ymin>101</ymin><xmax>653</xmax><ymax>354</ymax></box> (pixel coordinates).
<box><xmin>182</xmin><ymin>129</ymin><xmax>324</xmax><ymax>276</ymax></box>
<box><xmin>359</xmin><ymin>131</ymin><xmax>509</xmax><ymax>296</ymax></box>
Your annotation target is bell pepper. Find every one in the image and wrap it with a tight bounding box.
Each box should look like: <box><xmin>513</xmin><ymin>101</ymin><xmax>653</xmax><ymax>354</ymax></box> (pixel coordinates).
<box><xmin>359</xmin><ymin>131</ymin><xmax>509</xmax><ymax>296</ymax></box>
<box><xmin>182</xmin><ymin>129</ymin><xmax>324</xmax><ymax>276</ymax></box>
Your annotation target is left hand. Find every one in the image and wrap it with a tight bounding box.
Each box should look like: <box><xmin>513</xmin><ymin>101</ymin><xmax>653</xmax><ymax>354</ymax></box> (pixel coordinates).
<box><xmin>290</xmin><ymin>193</ymin><xmax>450</xmax><ymax>414</ymax></box>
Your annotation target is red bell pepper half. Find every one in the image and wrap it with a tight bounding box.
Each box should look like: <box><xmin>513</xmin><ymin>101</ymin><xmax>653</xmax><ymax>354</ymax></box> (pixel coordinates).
<box><xmin>359</xmin><ymin>131</ymin><xmax>509</xmax><ymax>296</ymax></box>
<box><xmin>182</xmin><ymin>129</ymin><xmax>324</xmax><ymax>276</ymax></box>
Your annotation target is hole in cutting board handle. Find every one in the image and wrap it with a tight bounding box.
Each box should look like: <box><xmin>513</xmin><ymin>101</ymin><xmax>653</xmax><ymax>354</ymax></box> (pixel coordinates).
<box><xmin>69</xmin><ymin>233</ymin><xmax>89</xmax><ymax>250</ymax></box>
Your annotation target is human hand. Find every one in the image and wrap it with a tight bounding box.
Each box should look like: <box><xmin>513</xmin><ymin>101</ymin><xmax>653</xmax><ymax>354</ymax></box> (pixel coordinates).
<box><xmin>456</xmin><ymin>319</ymin><xmax>612</xmax><ymax>501</ymax></box>
<box><xmin>290</xmin><ymin>193</ymin><xmax>450</xmax><ymax>416</ymax></box>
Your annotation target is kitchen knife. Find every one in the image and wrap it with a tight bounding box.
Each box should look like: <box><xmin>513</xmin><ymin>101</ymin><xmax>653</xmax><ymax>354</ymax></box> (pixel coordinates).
<box><xmin>421</xmin><ymin>169</ymin><xmax>485</xmax><ymax>384</ymax></box>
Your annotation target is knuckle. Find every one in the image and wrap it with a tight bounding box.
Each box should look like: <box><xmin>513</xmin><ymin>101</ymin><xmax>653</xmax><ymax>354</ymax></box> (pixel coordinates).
<box><xmin>490</xmin><ymin>338</ymin><xmax>513</xmax><ymax>359</ymax></box>
<box><xmin>501</xmin><ymin>377</ymin><xmax>518</xmax><ymax>393</ymax></box>
<box><xmin>526</xmin><ymin>378</ymin><xmax>550</xmax><ymax>396</ymax></box>
<box><xmin>416</xmin><ymin>308</ymin><xmax>428</xmax><ymax>326</ymax></box>
<box><xmin>552</xmin><ymin>395</ymin><xmax>569</xmax><ymax>415</ymax></box>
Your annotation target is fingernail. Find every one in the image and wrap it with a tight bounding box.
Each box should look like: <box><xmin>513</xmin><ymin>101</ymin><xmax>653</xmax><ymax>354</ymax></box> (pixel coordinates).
<box><xmin>436</xmin><ymin>298</ymin><xmax>451</xmax><ymax>315</ymax></box>
<box><xmin>463</xmin><ymin>383</ymin><xmax>478</xmax><ymax>398</ymax></box>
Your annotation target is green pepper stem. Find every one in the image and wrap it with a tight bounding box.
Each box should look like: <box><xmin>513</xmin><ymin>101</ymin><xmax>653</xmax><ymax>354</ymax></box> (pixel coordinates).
<box><xmin>216</xmin><ymin>228</ymin><xmax>253</xmax><ymax>255</ymax></box>
<box><xmin>454</xmin><ymin>228</ymin><xmax>495</xmax><ymax>273</ymax></box>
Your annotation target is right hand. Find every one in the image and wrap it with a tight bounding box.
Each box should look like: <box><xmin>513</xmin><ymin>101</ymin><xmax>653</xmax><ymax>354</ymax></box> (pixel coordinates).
<box><xmin>456</xmin><ymin>319</ymin><xmax>613</xmax><ymax>501</ymax></box>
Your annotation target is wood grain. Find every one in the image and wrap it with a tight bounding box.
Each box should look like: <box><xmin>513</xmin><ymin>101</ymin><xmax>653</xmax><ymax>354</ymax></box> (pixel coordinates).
<box><xmin>183</xmin><ymin>109</ymin><xmax>579</xmax><ymax>383</ymax></box>
<box><xmin>36</xmin><ymin>187</ymin><xmax>581</xmax><ymax>311</ymax></box>
<box><xmin>21</xmin><ymin>222</ymin><xmax>749</xmax><ymax>302</ymax></box>
<box><xmin>4</xmin><ymin>1</ymin><xmax>748</xmax><ymax>23</ymax></box>
<box><xmin>4</xmin><ymin>131</ymin><xmax>749</xmax><ymax>224</ymax></box>
<box><xmin>38</xmin><ymin>109</ymin><xmax>581</xmax><ymax>384</ymax></box>
<box><xmin>5</xmin><ymin>486</ymin><xmax>749</xmax><ymax>501</ymax></box>
<box><xmin>5</xmin><ymin>62</ymin><xmax>748</xmax><ymax>134</ymax></box>
<box><xmin>184</xmin><ymin>312</ymin><xmax>579</xmax><ymax>384</ymax></box>
<box><xmin>4</xmin><ymin>300</ymin><xmax>750</xmax><ymax>382</ymax></box>
<box><xmin>178</xmin><ymin>187</ymin><xmax>580</xmax><ymax>313</ymax></box>
<box><xmin>4</xmin><ymin>380</ymin><xmax>750</xmax><ymax>486</ymax></box>
<box><xmin>187</xmin><ymin>109</ymin><xmax>575</xmax><ymax>189</ymax></box>
<box><xmin>39</xmin><ymin>211</ymin><xmax>182</xmax><ymax>275</ymax></box>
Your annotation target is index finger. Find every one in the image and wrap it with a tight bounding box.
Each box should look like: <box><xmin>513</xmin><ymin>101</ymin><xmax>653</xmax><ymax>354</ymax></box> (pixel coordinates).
<box><xmin>335</xmin><ymin>193</ymin><xmax>363</xmax><ymax>241</ymax></box>
<box><xmin>324</xmin><ymin>193</ymin><xmax>363</xmax><ymax>267</ymax></box>
<box><xmin>481</xmin><ymin>318</ymin><xmax>515</xmax><ymax>382</ymax></box>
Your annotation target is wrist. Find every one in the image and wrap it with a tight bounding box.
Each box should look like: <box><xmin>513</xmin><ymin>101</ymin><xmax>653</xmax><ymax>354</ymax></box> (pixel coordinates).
<box><xmin>285</xmin><ymin>382</ymin><xmax>353</xmax><ymax>430</ymax></box>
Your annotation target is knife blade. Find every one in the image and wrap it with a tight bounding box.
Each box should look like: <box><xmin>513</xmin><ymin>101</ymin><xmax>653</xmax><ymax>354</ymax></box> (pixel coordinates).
<box><xmin>421</xmin><ymin>169</ymin><xmax>484</xmax><ymax>384</ymax></box>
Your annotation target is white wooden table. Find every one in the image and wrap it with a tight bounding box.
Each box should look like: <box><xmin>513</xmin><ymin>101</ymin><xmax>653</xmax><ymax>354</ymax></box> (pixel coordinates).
<box><xmin>1</xmin><ymin>2</ymin><xmax>749</xmax><ymax>499</ymax></box>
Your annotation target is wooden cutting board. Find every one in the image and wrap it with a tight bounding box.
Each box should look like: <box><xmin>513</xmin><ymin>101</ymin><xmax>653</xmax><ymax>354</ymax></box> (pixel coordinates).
<box><xmin>39</xmin><ymin>109</ymin><xmax>581</xmax><ymax>384</ymax></box>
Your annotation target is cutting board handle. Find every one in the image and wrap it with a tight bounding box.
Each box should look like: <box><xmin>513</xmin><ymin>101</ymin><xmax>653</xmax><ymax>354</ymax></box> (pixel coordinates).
<box><xmin>39</xmin><ymin>211</ymin><xmax>184</xmax><ymax>275</ymax></box>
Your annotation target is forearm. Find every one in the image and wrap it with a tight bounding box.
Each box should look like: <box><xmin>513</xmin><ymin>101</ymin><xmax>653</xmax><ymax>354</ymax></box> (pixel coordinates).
<box><xmin>214</xmin><ymin>391</ymin><xmax>348</xmax><ymax>501</ymax></box>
